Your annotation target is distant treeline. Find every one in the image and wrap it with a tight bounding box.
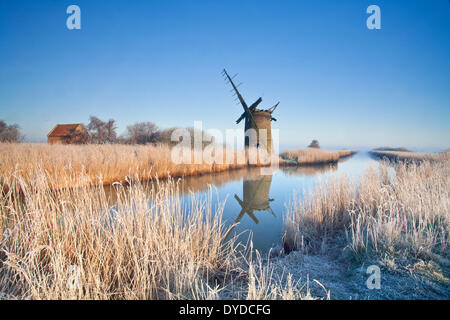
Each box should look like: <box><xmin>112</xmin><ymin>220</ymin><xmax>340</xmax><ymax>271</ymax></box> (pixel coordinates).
<box><xmin>83</xmin><ymin>116</ymin><xmax>212</xmax><ymax>146</ymax></box>
<box><xmin>0</xmin><ymin>117</ymin><xmax>212</xmax><ymax>146</ymax></box>
<box><xmin>0</xmin><ymin>120</ymin><xmax>23</xmax><ymax>142</ymax></box>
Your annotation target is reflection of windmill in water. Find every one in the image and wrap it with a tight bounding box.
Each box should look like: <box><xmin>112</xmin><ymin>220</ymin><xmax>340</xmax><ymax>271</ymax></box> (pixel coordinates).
<box><xmin>224</xmin><ymin>174</ymin><xmax>276</xmax><ymax>240</ymax></box>
<box><xmin>222</xmin><ymin>69</ymin><xmax>279</xmax><ymax>155</ymax></box>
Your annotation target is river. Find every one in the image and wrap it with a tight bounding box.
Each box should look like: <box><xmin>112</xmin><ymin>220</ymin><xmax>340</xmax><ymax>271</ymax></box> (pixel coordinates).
<box><xmin>102</xmin><ymin>151</ymin><xmax>379</xmax><ymax>253</ymax></box>
<box><xmin>172</xmin><ymin>151</ymin><xmax>380</xmax><ymax>253</ymax></box>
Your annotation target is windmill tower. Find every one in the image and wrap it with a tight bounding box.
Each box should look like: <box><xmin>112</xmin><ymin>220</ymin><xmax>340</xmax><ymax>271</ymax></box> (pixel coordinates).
<box><xmin>222</xmin><ymin>69</ymin><xmax>279</xmax><ymax>154</ymax></box>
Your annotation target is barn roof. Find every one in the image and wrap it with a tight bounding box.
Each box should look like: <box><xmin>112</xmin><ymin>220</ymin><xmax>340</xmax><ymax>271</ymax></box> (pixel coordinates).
<box><xmin>47</xmin><ymin>124</ymin><xmax>85</xmax><ymax>137</ymax></box>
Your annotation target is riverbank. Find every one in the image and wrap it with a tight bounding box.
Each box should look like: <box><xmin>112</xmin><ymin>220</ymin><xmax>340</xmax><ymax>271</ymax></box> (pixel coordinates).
<box><xmin>369</xmin><ymin>149</ymin><xmax>448</xmax><ymax>163</ymax></box>
<box><xmin>280</xmin><ymin>148</ymin><xmax>356</xmax><ymax>166</ymax></box>
<box><xmin>275</xmin><ymin>155</ymin><xmax>450</xmax><ymax>299</ymax></box>
<box><xmin>0</xmin><ymin>143</ymin><xmax>248</xmax><ymax>189</ymax></box>
<box><xmin>0</xmin><ymin>143</ymin><xmax>356</xmax><ymax>189</ymax></box>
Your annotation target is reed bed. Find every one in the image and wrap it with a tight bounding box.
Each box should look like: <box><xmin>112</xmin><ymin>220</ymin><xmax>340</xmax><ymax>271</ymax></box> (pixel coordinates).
<box><xmin>280</xmin><ymin>148</ymin><xmax>356</xmax><ymax>166</ymax></box>
<box><xmin>0</xmin><ymin>168</ymin><xmax>315</xmax><ymax>300</ymax></box>
<box><xmin>369</xmin><ymin>150</ymin><xmax>448</xmax><ymax>163</ymax></box>
<box><xmin>284</xmin><ymin>157</ymin><xmax>450</xmax><ymax>265</ymax></box>
<box><xmin>0</xmin><ymin>143</ymin><xmax>249</xmax><ymax>189</ymax></box>
<box><xmin>0</xmin><ymin>143</ymin><xmax>354</xmax><ymax>190</ymax></box>
<box><xmin>244</xmin><ymin>251</ymin><xmax>317</xmax><ymax>300</ymax></box>
<box><xmin>0</xmin><ymin>171</ymin><xmax>239</xmax><ymax>299</ymax></box>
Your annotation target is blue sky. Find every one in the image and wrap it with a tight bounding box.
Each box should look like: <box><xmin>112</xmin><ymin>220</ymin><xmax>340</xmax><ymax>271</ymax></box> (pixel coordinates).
<box><xmin>0</xmin><ymin>0</ymin><xmax>449</xmax><ymax>150</ymax></box>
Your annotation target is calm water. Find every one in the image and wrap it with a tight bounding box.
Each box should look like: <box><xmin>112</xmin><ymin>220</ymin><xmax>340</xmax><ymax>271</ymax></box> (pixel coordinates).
<box><xmin>176</xmin><ymin>151</ymin><xmax>379</xmax><ymax>253</ymax></box>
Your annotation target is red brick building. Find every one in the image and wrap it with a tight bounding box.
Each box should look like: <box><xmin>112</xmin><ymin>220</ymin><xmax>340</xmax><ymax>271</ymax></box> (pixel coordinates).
<box><xmin>47</xmin><ymin>124</ymin><xmax>88</xmax><ymax>144</ymax></box>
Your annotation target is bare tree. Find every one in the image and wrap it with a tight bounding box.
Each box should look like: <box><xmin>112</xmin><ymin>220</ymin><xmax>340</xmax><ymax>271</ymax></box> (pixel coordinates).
<box><xmin>104</xmin><ymin>119</ymin><xmax>117</xmax><ymax>143</ymax></box>
<box><xmin>157</xmin><ymin>127</ymin><xmax>178</xmax><ymax>146</ymax></box>
<box><xmin>125</xmin><ymin>122</ymin><xmax>159</xmax><ymax>144</ymax></box>
<box><xmin>67</xmin><ymin>128</ymin><xmax>89</xmax><ymax>144</ymax></box>
<box><xmin>87</xmin><ymin>116</ymin><xmax>105</xmax><ymax>143</ymax></box>
<box><xmin>0</xmin><ymin>120</ymin><xmax>24</xmax><ymax>142</ymax></box>
<box><xmin>86</xmin><ymin>116</ymin><xmax>117</xmax><ymax>144</ymax></box>
<box><xmin>157</xmin><ymin>127</ymin><xmax>213</xmax><ymax>148</ymax></box>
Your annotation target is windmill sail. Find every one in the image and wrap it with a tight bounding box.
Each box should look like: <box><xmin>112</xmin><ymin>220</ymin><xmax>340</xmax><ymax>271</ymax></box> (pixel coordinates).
<box><xmin>236</xmin><ymin>97</ymin><xmax>262</xmax><ymax>124</ymax></box>
<box><xmin>223</xmin><ymin>69</ymin><xmax>248</xmax><ymax>109</ymax></box>
<box><xmin>223</xmin><ymin>69</ymin><xmax>258</xmax><ymax>130</ymax></box>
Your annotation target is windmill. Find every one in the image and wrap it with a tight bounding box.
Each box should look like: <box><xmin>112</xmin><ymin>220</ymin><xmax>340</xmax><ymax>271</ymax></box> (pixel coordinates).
<box><xmin>222</xmin><ymin>69</ymin><xmax>279</xmax><ymax>155</ymax></box>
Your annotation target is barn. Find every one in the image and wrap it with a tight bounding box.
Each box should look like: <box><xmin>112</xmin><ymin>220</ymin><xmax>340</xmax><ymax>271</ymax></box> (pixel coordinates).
<box><xmin>47</xmin><ymin>123</ymin><xmax>88</xmax><ymax>144</ymax></box>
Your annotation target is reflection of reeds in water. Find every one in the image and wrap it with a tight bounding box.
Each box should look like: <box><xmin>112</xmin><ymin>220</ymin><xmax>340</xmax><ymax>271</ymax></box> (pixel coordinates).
<box><xmin>179</xmin><ymin>167</ymin><xmax>265</xmax><ymax>194</ymax></box>
<box><xmin>101</xmin><ymin>167</ymin><xmax>267</xmax><ymax>206</ymax></box>
<box><xmin>281</xmin><ymin>163</ymin><xmax>338</xmax><ymax>177</ymax></box>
